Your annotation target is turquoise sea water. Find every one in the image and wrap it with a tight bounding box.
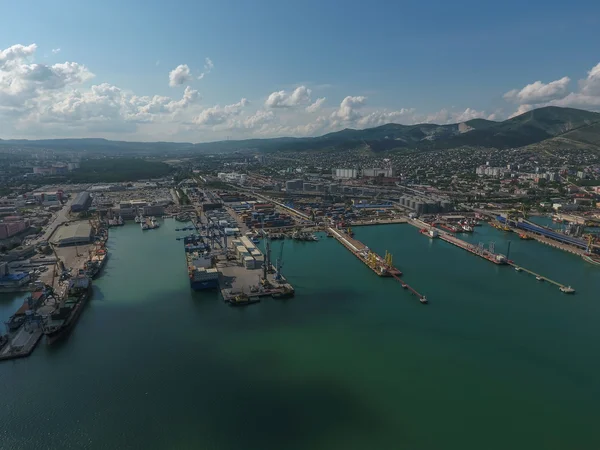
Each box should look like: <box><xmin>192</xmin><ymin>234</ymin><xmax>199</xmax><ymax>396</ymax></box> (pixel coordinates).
<box><xmin>1</xmin><ymin>219</ymin><xmax>600</xmax><ymax>450</ymax></box>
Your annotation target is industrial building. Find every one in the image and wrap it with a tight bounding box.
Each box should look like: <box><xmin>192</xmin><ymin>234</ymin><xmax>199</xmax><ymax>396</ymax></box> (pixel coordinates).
<box><xmin>399</xmin><ymin>195</ymin><xmax>452</xmax><ymax>215</ymax></box>
<box><xmin>285</xmin><ymin>179</ymin><xmax>304</xmax><ymax>191</ymax></box>
<box><xmin>332</xmin><ymin>168</ymin><xmax>358</xmax><ymax>179</ymax></box>
<box><xmin>51</xmin><ymin>222</ymin><xmax>93</xmax><ymax>246</ymax></box>
<box><xmin>363</xmin><ymin>167</ymin><xmax>395</xmax><ymax>178</ymax></box>
<box><xmin>71</xmin><ymin>192</ymin><xmax>92</xmax><ymax>213</ymax></box>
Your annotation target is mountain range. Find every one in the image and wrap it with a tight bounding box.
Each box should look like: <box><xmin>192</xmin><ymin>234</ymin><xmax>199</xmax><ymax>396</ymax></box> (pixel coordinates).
<box><xmin>1</xmin><ymin>106</ymin><xmax>599</xmax><ymax>154</ymax></box>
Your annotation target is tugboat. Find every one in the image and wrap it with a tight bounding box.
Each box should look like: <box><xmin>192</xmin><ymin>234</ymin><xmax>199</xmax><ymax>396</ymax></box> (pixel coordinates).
<box><xmin>559</xmin><ymin>285</ymin><xmax>575</xmax><ymax>294</ymax></box>
<box><xmin>227</xmin><ymin>293</ymin><xmax>260</xmax><ymax>307</ymax></box>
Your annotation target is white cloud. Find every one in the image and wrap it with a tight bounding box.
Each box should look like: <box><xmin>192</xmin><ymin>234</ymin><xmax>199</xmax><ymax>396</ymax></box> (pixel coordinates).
<box><xmin>51</xmin><ymin>48</ymin><xmax>61</xmax><ymax>54</ymax></box>
<box><xmin>356</xmin><ymin>108</ymin><xmax>416</xmax><ymax>128</ymax></box>
<box><xmin>331</xmin><ymin>95</ymin><xmax>366</xmax><ymax>122</ymax></box>
<box><xmin>580</xmin><ymin>62</ymin><xmax>600</xmax><ymax>96</ymax></box>
<box><xmin>504</xmin><ymin>77</ymin><xmax>571</xmax><ymax>104</ymax></box>
<box><xmin>305</xmin><ymin>97</ymin><xmax>326</xmax><ymax>113</ymax></box>
<box><xmin>508</xmin><ymin>104</ymin><xmax>534</xmax><ymax>119</ymax></box>
<box><xmin>0</xmin><ymin>44</ymin><xmax>37</xmax><ymax>69</ymax></box>
<box><xmin>198</xmin><ymin>57</ymin><xmax>214</xmax><ymax>80</ymax></box>
<box><xmin>169</xmin><ymin>64</ymin><xmax>192</xmax><ymax>87</ymax></box>
<box><xmin>265</xmin><ymin>86</ymin><xmax>312</xmax><ymax>108</ymax></box>
<box><xmin>192</xmin><ymin>98</ymin><xmax>249</xmax><ymax>126</ymax></box>
<box><xmin>505</xmin><ymin>61</ymin><xmax>600</xmax><ymax>115</ymax></box>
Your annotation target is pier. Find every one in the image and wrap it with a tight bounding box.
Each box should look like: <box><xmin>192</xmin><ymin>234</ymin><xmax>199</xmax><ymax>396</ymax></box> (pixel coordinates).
<box><xmin>328</xmin><ymin>227</ymin><xmax>427</xmax><ymax>303</ymax></box>
<box><xmin>0</xmin><ymin>325</ymin><xmax>43</xmax><ymax>362</ymax></box>
<box><xmin>509</xmin><ymin>263</ymin><xmax>575</xmax><ymax>292</ymax></box>
<box><xmin>409</xmin><ymin>220</ymin><xmax>576</xmax><ymax>294</ymax></box>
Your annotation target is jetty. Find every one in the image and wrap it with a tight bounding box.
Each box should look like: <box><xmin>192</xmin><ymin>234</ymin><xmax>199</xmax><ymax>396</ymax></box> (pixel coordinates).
<box><xmin>328</xmin><ymin>227</ymin><xmax>427</xmax><ymax>304</ymax></box>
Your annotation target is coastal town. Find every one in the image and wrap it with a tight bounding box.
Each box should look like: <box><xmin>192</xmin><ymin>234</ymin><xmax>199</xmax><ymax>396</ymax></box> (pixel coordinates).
<box><xmin>1</xmin><ymin>138</ymin><xmax>600</xmax><ymax>360</ymax></box>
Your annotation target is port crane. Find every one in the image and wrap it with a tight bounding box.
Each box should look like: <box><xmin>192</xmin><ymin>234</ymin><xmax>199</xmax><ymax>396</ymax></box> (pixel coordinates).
<box><xmin>275</xmin><ymin>241</ymin><xmax>285</xmax><ymax>281</ymax></box>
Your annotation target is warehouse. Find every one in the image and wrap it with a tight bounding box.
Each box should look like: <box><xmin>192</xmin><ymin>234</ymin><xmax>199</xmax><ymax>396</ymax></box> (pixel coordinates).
<box><xmin>51</xmin><ymin>222</ymin><xmax>93</xmax><ymax>246</ymax></box>
<box><xmin>70</xmin><ymin>191</ymin><xmax>92</xmax><ymax>213</ymax></box>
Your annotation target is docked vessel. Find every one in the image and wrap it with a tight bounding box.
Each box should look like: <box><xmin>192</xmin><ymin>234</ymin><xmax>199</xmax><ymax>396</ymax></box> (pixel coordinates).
<box><xmin>519</xmin><ymin>233</ymin><xmax>533</xmax><ymax>240</ymax></box>
<box><xmin>271</xmin><ymin>286</ymin><xmax>295</xmax><ymax>299</ymax></box>
<box><xmin>186</xmin><ymin>248</ymin><xmax>219</xmax><ymax>291</ymax></box>
<box><xmin>43</xmin><ymin>272</ymin><xmax>92</xmax><ymax>345</ymax></box>
<box><xmin>560</xmin><ymin>285</ymin><xmax>575</xmax><ymax>294</ymax></box>
<box><xmin>582</xmin><ymin>254</ymin><xmax>600</xmax><ymax>266</ymax></box>
<box><xmin>420</xmin><ymin>228</ymin><xmax>439</xmax><ymax>238</ymax></box>
<box><xmin>227</xmin><ymin>293</ymin><xmax>260</xmax><ymax>307</ymax></box>
<box><xmin>84</xmin><ymin>249</ymin><xmax>108</xmax><ymax>279</ymax></box>
<box><xmin>134</xmin><ymin>215</ymin><xmax>143</xmax><ymax>223</ymax></box>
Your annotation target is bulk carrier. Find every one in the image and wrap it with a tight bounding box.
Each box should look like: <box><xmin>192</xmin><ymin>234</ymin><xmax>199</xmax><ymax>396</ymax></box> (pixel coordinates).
<box><xmin>42</xmin><ymin>271</ymin><xmax>93</xmax><ymax>344</ymax></box>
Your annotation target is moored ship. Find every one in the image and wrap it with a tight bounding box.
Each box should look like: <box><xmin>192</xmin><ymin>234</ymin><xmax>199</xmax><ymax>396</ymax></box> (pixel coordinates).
<box><xmin>42</xmin><ymin>271</ymin><xmax>92</xmax><ymax>345</ymax></box>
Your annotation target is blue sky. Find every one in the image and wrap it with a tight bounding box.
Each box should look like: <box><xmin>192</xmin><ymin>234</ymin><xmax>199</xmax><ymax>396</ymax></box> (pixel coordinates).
<box><xmin>1</xmin><ymin>0</ymin><xmax>600</xmax><ymax>141</ymax></box>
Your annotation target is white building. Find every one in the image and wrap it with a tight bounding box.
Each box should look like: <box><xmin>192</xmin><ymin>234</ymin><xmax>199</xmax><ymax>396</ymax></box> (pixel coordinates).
<box><xmin>333</xmin><ymin>168</ymin><xmax>358</xmax><ymax>179</ymax></box>
<box><xmin>217</xmin><ymin>173</ymin><xmax>247</xmax><ymax>184</ymax></box>
<box><xmin>362</xmin><ymin>168</ymin><xmax>395</xmax><ymax>177</ymax></box>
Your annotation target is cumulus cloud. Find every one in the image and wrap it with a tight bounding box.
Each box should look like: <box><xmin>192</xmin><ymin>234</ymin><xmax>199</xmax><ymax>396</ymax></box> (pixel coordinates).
<box><xmin>265</xmin><ymin>86</ymin><xmax>312</xmax><ymax>108</ymax></box>
<box><xmin>197</xmin><ymin>57</ymin><xmax>214</xmax><ymax>80</ymax></box>
<box><xmin>331</xmin><ymin>95</ymin><xmax>366</xmax><ymax>122</ymax></box>
<box><xmin>0</xmin><ymin>43</ymin><xmax>94</xmax><ymax>112</ymax></box>
<box><xmin>193</xmin><ymin>98</ymin><xmax>249</xmax><ymax>126</ymax></box>
<box><xmin>504</xmin><ymin>76</ymin><xmax>571</xmax><ymax>104</ymax></box>
<box><xmin>169</xmin><ymin>64</ymin><xmax>192</xmax><ymax>87</ymax></box>
<box><xmin>51</xmin><ymin>48</ymin><xmax>61</xmax><ymax>54</ymax></box>
<box><xmin>356</xmin><ymin>108</ymin><xmax>416</xmax><ymax>128</ymax></box>
<box><xmin>305</xmin><ymin>97</ymin><xmax>326</xmax><ymax>113</ymax></box>
<box><xmin>0</xmin><ymin>43</ymin><xmax>37</xmax><ymax>68</ymax></box>
<box><xmin>505</xmin><ymin>61</ymin><xmax>600</xmax><ymax>116</ymax></box>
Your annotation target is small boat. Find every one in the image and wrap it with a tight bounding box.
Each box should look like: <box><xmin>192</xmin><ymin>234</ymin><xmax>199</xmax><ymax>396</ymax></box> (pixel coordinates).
<box><xmin>228</xmin><ymin>293</ymin><xmax>260</xmax><ymax>307</ymax></box>
<box><xmin>559</xmin><ymin>285</ymin><xmax>575</xmax><ymax>294</ymax></box>
<box><xmin>401</xmin><ymin>283</ymin><xmax>408</xmax><ymax>289</ymax></box>
<box><xmin>420</xmin><ymin>296</ymin><xmax>428</xmax><ymax>304</ymax></box>
<box><xmin>536</xmin><ymin>276</ymin><xmax>544</xmax><ymax>281</ymax></box>
<box><xmin>514</xmin><ymin>266</ymin><xmax>522</xmax><ymax>272</ymax></box>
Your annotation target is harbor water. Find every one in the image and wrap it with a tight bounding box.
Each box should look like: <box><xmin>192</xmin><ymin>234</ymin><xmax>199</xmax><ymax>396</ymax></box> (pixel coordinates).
<box><xmin>2</xmin><ymin>219</ymin><xmax>600</xmax><ymax>449</ymax></box>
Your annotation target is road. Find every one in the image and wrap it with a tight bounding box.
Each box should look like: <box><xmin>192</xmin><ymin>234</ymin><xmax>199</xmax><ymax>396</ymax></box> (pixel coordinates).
<box><xmin>34</xmin><ymin>196</ymin><xmax>76</xmax><ymax>244</ymax></box>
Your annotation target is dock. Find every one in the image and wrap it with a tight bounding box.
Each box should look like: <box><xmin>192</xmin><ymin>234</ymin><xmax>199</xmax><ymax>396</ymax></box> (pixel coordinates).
<box><xmin>509</xmin><ymin>263</ymin><xmax>574</xmax><ymax>292</ymax></box>
<box><xmin>0</xmin><ymin>325</ymin><xmax>43</xmax><ymax>362</ymax></box>
<box><xmin>439</xmin><ymin>232</ymin><xmax>507</xmax><ymax>265</ymax></box>
<box><xmin>409</xmin><ymin>220</ymin><xmax>576</xmax><ymax>294</ymax></box>
<box><xmin>328</xmin><ymin>227</ymin><xmax>427</xmax><ymax>303</ymax></box>
<box><xmin>216</xmin><ymin>259</ymin><xmax>294</xmax><ymax>303</ymax></box>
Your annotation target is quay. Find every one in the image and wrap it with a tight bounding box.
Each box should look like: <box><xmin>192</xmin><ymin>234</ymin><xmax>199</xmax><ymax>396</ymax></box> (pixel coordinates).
<box><xmin>351</xmin><ymin>218</ymin><xmax>408</xmax><ymax>227</ymax></box>
<box><xmin>0</xmin><ymin>325</ymin><xmax>43</xmax><ymax>362</ymax></box>
<box><xmin>439</xmin><ymin>232</ymin><xmax>507</xmax><ymax>265</ymax></box>
<box><xmin>409</xmin><ymin>220</ymin><xmax>576</xmax><ymax>294</ymax></box>
<box><xmin>328</xmin><ymin>227</ymin><xmax>401</xmax><ymax>277</ymax></box>
<box><xmin>509</xmin><ymin>262</ymin><xmax>574</xmax><ymax>292</ymax></box>
<box><xmin>328</xmin><ymin>227</ymin><xmax>427</xmax><ymax>303</ymax></box>
<box><xmin>216</xmin><ymin>259</ymin><xmax>294</xmax><ymax>302</ymax></box>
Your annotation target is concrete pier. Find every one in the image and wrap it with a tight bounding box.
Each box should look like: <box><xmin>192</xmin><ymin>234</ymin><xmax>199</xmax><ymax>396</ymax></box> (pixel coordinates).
<box><xmin>0</xmin><ymin>324</ymin><xmax>43</xmax><ymax>362</ymax></box>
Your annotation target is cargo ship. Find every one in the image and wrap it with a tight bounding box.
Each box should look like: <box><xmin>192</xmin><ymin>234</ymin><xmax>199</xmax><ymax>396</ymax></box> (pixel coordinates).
<box><xmin>43</xmin><ymin>271</ymin><xmax>92</xmax><ymax>345</ymax></box>
<box><xmin>186</xmin><ymin>248</ymin><xmax>219</xmax><ymax>290</ymax></box>
<box><xmin>84</xmin><ymin>250</ymin><xmax>108</xmax><ymax>279</ymax></box>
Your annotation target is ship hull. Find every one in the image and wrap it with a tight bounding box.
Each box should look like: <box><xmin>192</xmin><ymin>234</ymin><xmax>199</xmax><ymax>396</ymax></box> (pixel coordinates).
<box><xmin>45</xmin><ymin>288</ymin><xmax>92</xmax><ymax>345</ymax></box>
<box><xmin>190</xmin><ymin>279</ymin><xmax>219</xmax><ymax>291</ymax></box>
